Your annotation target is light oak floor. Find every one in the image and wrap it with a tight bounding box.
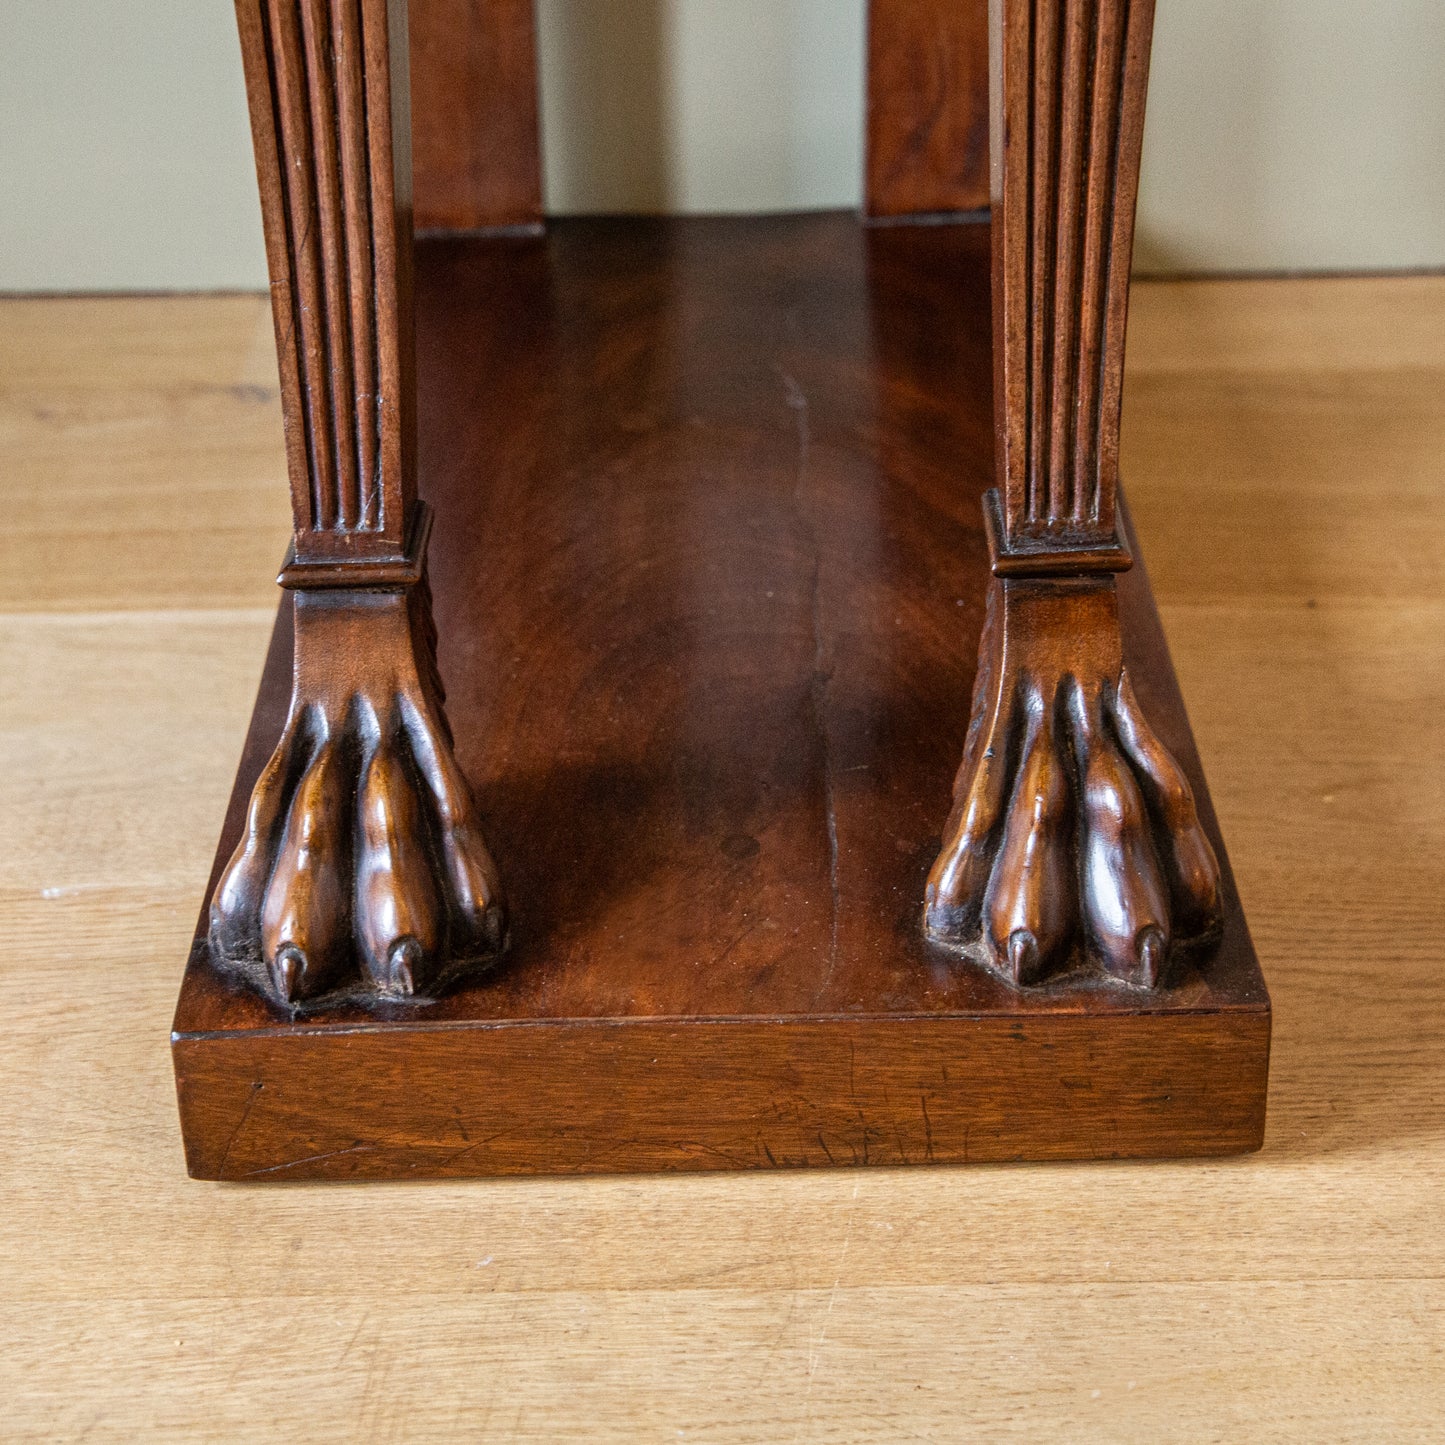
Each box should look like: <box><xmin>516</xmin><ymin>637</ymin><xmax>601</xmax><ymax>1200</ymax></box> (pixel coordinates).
<box><xmin>2</xmin><ymin>278</ymin><xmax>1442</xmax><ymax>1441</ymax></box>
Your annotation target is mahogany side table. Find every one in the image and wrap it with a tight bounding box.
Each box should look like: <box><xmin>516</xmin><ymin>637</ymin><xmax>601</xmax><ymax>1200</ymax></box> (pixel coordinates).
<box><xmin>172</xmin><ymin>0</ymin><xmax>1270</xmax><ymax>1180</ymax></box>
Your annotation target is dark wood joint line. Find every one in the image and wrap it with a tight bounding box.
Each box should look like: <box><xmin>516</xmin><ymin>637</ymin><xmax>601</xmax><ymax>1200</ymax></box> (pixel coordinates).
<box><xmin>277</xmin><ymin>501</ymin><xmax>434</xmax><ymax>591</ymax></box>
<box><xmin>983</xmin><ymin>488</ymin><xmax>1133</xmax><ymax>579</ymax></box>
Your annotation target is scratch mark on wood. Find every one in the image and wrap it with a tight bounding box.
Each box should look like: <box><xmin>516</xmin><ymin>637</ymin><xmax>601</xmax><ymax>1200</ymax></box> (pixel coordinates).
<box><xmin>243</xmin><ymin>1142</ymin><xmax>376</xmax><ymax>1176</ymax></box>
<box><xmin>779</xmin><ymin>361</ymin><xmax>841</xmax><ymax>1007</ymax></box>
<box><xmin>674</xmin><ymin>1139</ymin><xmax>749</xmax><ymax>1169</ymax></box>
<box><xmin>216</xmin><ymin>1081</ymin><xmax>264</xmax><ymax>1175</ymax></box>
<box><xmin>428</xmin><ymin>1127</ymin><xmax>521</xmax><ymax>1168</ymax></box>
<box><xmin>801</xmin><ymin>1175</ymin><xmax>861</xmax><ymax>1434</ymax></box>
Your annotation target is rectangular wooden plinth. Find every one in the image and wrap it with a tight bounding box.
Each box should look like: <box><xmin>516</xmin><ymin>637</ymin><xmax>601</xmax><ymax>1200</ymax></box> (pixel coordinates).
<box><xmin>176</xmin><ymin>1012</ymin><xmax>1267</xmax><ymax>1179</ymax></box>
<box><xmin>174</xmin><ymin>215</ymin><xmax>1269</xmax><ymax>1181</ymax></box>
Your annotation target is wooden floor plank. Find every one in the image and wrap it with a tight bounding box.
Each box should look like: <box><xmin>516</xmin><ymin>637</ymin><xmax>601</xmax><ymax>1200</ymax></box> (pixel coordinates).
<box><xmin>2</xmin><ymin>267</ymin><xmax>1443</xmax><ymax>1439</ymax></box>
<box><xmin>0</xmin><ymin>296</ymin><xmax>290</xmax><ymax>613</ymax></box>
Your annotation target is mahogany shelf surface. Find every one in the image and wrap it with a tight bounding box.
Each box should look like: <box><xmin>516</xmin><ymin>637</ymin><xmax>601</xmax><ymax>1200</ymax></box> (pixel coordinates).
<box><xmin>173</xmin><ymin>214</ymin><xmax>1270</xmax><ymax>1181</ymax></box>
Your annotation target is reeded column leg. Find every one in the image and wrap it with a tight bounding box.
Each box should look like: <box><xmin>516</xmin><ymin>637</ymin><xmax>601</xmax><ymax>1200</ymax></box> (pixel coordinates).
<box><xmin>924</xmin><ymin>0</ymin><xmax>1221</xmax><ymax>987</ymax></box>
<box><xmin>210</xmin><ymin>0</ymin><xmax>506</xmax><ymax>1008</ymax></box>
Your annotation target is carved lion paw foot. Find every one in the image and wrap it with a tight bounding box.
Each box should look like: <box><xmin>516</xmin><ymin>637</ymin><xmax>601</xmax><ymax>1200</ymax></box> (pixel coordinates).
<box><xmin>924</xmin><ymin>578</ymin><xmax>1221</xmax><ymax>988</ymax></box>
<box><xmin>209</xmin><ymin>587</ymin><xmax>506</xmax><ymax>1008</ymax></box>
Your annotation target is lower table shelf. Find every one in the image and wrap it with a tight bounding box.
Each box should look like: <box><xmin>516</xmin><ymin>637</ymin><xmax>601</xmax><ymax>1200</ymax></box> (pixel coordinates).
<box><xmin>172</xmin><ymin>214</ymin><xmax>1269</xmax><ymax>1181</ymax></box>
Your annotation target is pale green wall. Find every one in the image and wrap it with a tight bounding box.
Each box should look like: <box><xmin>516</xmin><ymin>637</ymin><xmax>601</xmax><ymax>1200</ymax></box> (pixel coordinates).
<box><xmin>1</xmin><ymin>1</ymin><xmax>264</xmax><ymax>291</ymax></box>
<box><xmin>536</xmin><ymin>0</ymin><xmax>866</xmax><ymax>215</ymax></box>
<box><xmin>2</xmin><ymin>0</ymin><xmax>1442</xmax><ymax>291</ymax></box>
<box><xmin>1136</xmin><ymin>0</ymin><xmax>1445</xmax><ymax>274</ymax></box>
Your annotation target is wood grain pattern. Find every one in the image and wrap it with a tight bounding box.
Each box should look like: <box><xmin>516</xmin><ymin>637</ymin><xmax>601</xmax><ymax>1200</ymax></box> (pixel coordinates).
<box><xmin>174</xmin><ymin>216</ymin><xmax>1264</xmax><ymax>1176</ymax></box>
<box><xmin>3</xmin><ymin>276</ymin><xmax>1443</xmax><ymax>1435</ymax></box>
<box><xmin>866</xmin><ymin>0</ymin><xmax>991</xmax><ymax>217</ymax></box>
<box><xmin>176</xmin><ymin>1011</ymin><xmax>1267</xmax><ymax>1179</ymax></box>
<box><xmin>0</xmin><ymin>296</ymin><xmax>290</xmax><ymax>612</ymax></box>
<box><xmin>410</xmin><ymin>0</ymin><xmax>542</xmax><ymax>233</ymax></box>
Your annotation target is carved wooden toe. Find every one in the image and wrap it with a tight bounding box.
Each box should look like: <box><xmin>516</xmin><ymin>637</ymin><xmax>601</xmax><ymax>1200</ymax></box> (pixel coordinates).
<box><xmin>1065</xmin><ymin>673</ymin><xmax>1176</xmax><ymax>984</ymax></box>
<box><xmin>925</xmin><ymin>577</ymin><xmax>1222</xmax><ymax>988</ymax></box>
<box><xmin>208</xmin><ymin>585</ymin><xmax>507</xmax><ymax>1009</ymax></box>
<box><xmin>258</xmin><ymin>725</ymin><xmax>353</xmax><ymax>1001</ymax></box>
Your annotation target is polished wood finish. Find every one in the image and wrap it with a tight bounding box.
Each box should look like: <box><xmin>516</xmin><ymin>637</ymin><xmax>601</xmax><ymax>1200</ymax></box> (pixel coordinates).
<box><xmin>13</xmin><ymin>280</ymin><xmax>1441</xmax><ymax>1434</ymax></box>
<box><xmin>178</xmin><ymin>1009</ymin><xmax>1267</xmax><ymax>1180</ymax></box>
<box><xmin>988</xmin><ymin>0</ymin><xmax>1153</xmax><ymax>546</ymax></box>
<box><xmin>865</xmin><ymin>0</ymin><xmax>991</xmax><ymax>218</ymax></box>
<box><xmin>199</xmin><ymin>0</ymin><xmax>1250</xmax><ymax>1157</ymax></box>
<box><xmin>235</xmin><ymin>0</ymin><xmax>416</xmax><ymax>562</ymax></box>
<box><xmin>227</xmin><ymin>0</ymin><xmax>505</xmax><ymax>1005</ymax></box>
<box><xmin>924</xmin><ymin>0</ymin><xmax>1219</xmax><ymax>985</ymax></box>
<box><xmin>925</xmin><ymin>573</ymin><xmax>1221</xmax><ymax>986</ymax></box>
<box><xmin>409</xmin><ymin>0</ymin><xmax>543</xmax><ymax>234</ymax></box>
<box><xmin>207</xmin><ymin>569</ymin><xmax>506</xmax><ymax>1006</ymax></box>
<box><xmin>173</xmin><ymin>216</ymin><xmax>1267</xmax><ymax>1179</ymax></box>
